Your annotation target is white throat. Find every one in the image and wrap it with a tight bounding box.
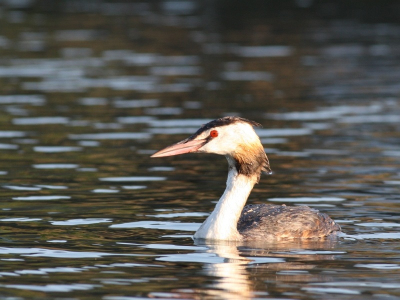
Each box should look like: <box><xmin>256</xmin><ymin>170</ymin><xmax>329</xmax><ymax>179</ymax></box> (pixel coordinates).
<box><xmin>194</xmin><ymin>166</ymin><xmax>256</xmax><ymax>241</ymax></box>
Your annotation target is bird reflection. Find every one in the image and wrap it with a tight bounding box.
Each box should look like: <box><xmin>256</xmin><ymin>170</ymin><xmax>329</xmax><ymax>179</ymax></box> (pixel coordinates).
<box><xmin>189</xmin><ymin>238</ymin><xmax>340</xmax><ymax>300</ymax></box>
<box><xmin>201</xmin><ymin>242</ymin><xmax>253</xmax><ymax>299</ymax></box>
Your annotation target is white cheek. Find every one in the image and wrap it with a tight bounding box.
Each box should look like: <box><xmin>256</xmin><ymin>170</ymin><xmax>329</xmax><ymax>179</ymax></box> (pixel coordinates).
<box><xmin>198</xmin><ymin>142</ymin><xmax>217</xmax><ymax>154</ymax></box>
<box><xmin>201</xmin><ymin>138</ymin><xmax>235</xmax><ymax>155</ymax></box>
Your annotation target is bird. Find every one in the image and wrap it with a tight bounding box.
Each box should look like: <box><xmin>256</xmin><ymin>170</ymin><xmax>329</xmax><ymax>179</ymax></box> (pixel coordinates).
<box><xmin>151</xmin><ymin>116</ymin><xmax>341</xmax><ymax>241</ymax></box>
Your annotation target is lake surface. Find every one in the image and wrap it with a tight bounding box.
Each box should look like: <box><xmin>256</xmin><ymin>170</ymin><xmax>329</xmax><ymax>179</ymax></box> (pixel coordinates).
<box><xmin>0</xmin><ymin>0</ymin><xmax>399</xmax><ymax>299</ymax></box>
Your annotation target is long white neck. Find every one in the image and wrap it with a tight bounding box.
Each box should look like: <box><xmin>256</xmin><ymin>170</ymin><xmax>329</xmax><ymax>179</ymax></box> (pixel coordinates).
<box><xmin>194</xmin><ymin>166</ymin><xmax>257</xmax><ymax>241</ymax></box>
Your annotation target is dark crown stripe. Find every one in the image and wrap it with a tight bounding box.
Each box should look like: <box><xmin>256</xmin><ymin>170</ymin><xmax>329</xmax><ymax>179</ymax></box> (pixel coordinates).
<box><xmin>186</xmin><ymin>116</ymin><xmax>262</xmax><ymax>142</ymax></box>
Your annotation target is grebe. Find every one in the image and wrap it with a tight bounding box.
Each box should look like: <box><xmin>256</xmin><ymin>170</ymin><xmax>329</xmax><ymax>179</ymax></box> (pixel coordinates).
<box><xmin>151</xmin><ymin>116</ymin><xmax>340</xmax><ymax>241</ymax></box>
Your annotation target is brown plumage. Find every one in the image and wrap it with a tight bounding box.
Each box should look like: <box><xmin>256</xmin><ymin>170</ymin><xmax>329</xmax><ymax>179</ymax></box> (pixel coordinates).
<box><xmin>233</xmin><ymin>142</ymin><xmax>270</xmax><ymax>182</ymax></box>
<box><xmin>238</xmin><ymin>204</ymin><xmax>341</xmax><ymax>241</ymax></box>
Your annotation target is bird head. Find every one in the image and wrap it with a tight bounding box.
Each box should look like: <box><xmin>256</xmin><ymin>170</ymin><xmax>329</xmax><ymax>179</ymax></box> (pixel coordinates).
<box><xmin>151</xmin><ymin>116</ymin><xmax>271</xmax><ymax>180</ymax></box>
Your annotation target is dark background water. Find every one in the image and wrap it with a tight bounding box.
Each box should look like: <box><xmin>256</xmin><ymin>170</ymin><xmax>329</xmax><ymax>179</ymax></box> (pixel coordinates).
<box><xmin>0</xmin><ymin>0</ymin><xmax>399</xmax><ymax>299</ymax></box>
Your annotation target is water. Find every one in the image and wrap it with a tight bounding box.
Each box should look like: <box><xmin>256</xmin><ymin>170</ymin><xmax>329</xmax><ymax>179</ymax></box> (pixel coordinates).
<box><xmin>0</xmin><ymin>0</ymin><xmax>399</xmax><ymax>299</ymax></box>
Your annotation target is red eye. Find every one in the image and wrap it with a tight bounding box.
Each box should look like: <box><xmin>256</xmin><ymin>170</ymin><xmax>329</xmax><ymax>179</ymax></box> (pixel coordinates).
<box><xmin>210</xmin><ymin>130</ymin><xmax>218</xmax><ymax>138</ymax></box>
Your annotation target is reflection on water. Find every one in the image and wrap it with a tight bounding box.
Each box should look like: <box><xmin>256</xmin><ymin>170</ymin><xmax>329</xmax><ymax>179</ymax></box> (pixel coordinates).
<box><xmin>0</xmin><ymin>0</ymin><xmax>399</xmax><ymax>299</ymax></box>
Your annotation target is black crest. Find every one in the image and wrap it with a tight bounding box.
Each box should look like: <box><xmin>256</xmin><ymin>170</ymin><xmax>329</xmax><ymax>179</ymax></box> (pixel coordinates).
<box><xmin>187</xmin><ymin>116</ymin><xmax>262</xmax><ymax>141</ymax></box>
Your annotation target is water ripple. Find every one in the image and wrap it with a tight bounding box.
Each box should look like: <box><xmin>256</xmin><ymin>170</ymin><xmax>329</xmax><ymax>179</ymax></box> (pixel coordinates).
<box><xmin>232</xmin><ymin>45</ymin><xmax>294</xmax><ymax>57</ymax></box>
<box><xmin>221</xmin><ymin>71</ymin><xmax>274</xmax><ymax>81</ymax></box>
<box><xmin>121</xmin><ymin>185</ymin><xmax>147</xmax><ymax>190</ymax></box>
<box><xmin>0</xmin><ymin>247</ymin><xmax>135</xmax><ymax>258</ymax></box>
<box><xmin>50</xmin><ymin>218</ymin><xmax>112</xmax><ymax>226</ymax></box>
<box><xmin>92</xmin><ymin>189</ymin><xmax>120</xmax><ymax>193</ymax></box>
<box><xmin>36</xmin><ymin>185</ymin><xmax>68</xmax><ymax>189</ymax></box>
<box><xmin>149</xmin><ymin>118</ymin><xmax>210</xmax><ymax>127</ymax></box>
<box><xmin>355</xmin><ymin>264</ymin><xmax>400</xmax><ymax>270</ymax></box>
<box><xmin>302</xmin><ymin>287</ymin><xmax>360</xmax><ymax>295</ymax></box>
<box><xmin>0</xmin><ymin>95</ymin><xmax>45</xmax><ymax>105</ymax></box>
<box><xmin>99</xmin><ymin>177</ymin><xmax>165</xmax><ymax>182</ymax></box>
<box><xmin>3</xmin><ymin>185</ymin><xmax>41</xmax><ymax>191</ymax></box>
<box><xmin>69</xmin><ymin>132</ymin><xmax>151</xmax><ymax>140</ymax></box>
<box><xmin>13</xmin><ymin>117</ymin><xmax>69</xmax><ymax>125</ymax></box>
<box><xmin>0</xmin><ymin>283</ymin><xmax>97</xmax><ymax>292</ymax></box>
<box><xmin>32</xmin><ymin>164</ymin><xmax>79</xmax><ymax>169</ymax></box>
<box><xmin>256</xmin><ymin>128</ymin><xmax>313</xmax><ymax>137</ymax></box>
<box><xmin>268</xmin><ymin>197</ymin><xmax>345</xmax><ymax>203</ymax></box>
<box><xmin>0</xmin><ymin>218</ymin><xmax>41</xmax><ymax>222</ymax></box>
<box><xmin>78</xmin><ymin>97</ymin><xmax>108</xmax><ymax>105</ymax></box>
<box><xmin>113</xmin><ymin>99</ymin><xmax>159</xmax><ymax>108</ymax></box>
<box><xmin>355</xmin><ymin>222</ymin><xmax>400</xmax><ymax>227</ymax></box>
<box><xmin>0</xmin><ymin>131</ymin><xmax>26</xmax><ymax>138</ymax></box>
<box><xmin>110</xmin><ymin>221</ymin><xmax>199</xmax><ymax>231</ymax></box>
<box><xmin>33</xmin><ymin>146</ymin><xmax>82</xmax><ymax>153</ymax></box>
<box><xmin>13</xmin><ymin>195</ymin><xmax>71</xmax><ymax>201</ymax></box>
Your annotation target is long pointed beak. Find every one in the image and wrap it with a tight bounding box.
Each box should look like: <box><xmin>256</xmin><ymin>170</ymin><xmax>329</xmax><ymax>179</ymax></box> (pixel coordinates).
<box><xmin>151</xmin><ymin>138</ymin><xmax>207</xmax><ymax>158</ymax></box>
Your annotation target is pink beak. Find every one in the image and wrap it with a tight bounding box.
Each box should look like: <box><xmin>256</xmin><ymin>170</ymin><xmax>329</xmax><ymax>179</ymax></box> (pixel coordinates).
<box><xmin>151</xmin><ymin>138</ymin><xmax>207</xmax><ymax>158</ymax></box>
